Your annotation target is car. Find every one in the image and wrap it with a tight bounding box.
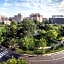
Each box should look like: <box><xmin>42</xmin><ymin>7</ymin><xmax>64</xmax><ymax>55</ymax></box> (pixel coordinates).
<box><xmin>0</xmin><ymin>54</ymin><xmax>12</xmax><ymax>61</ymax></box>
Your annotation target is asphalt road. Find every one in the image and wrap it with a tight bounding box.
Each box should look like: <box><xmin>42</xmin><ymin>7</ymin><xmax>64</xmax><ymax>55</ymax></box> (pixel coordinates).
<box><xmin>22</xmin><ymin>51</ymin><xmax>64</xmax><ymax>64</ymax></box>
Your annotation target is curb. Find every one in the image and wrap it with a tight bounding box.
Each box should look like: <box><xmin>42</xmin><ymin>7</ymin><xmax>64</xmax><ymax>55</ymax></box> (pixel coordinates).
<box><xmin>43</xmin><ymin>50</ymin><xmax>64</xmax><ymax>56</ymax></box>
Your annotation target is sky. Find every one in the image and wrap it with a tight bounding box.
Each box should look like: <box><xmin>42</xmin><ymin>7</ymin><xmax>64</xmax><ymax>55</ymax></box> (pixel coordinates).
<box><xmin>0</xmin><ymin>0</ymin><xmax>64</xmax><ymax>18</ymax></box>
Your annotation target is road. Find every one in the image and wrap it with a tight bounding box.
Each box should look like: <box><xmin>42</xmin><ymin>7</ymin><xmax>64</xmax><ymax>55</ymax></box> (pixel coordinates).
<box><xmin>22</xmin><ymin>51</ymin><xmax>64</xmax><ymax>64</ymax></box>
<box><xmin>0</xmin><ymin>45</ymin><xmax>64</xmax><ymax>64</ymax></box>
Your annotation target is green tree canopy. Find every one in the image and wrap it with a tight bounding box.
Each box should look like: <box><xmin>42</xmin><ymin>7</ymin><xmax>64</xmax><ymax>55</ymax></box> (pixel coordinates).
<box><xmin>19</xmin><ymin>36</ymin><xmax>35</xmax><ymax>50</ymax></box>
<box><xmin>7</xmin><ymin>58</ymin><xmax>17</xmax><ymax>64</ymax></box>
<box><xmin>21</xmin><ymin>19</ymin><xmax>36</xmax><ymax>37</ymax></box>
<box><xmin>47</xmin><ymin>29</ymin><xmax>58</xmax><ymax>39</ymax></box>
<box><xmin>39</xmin><ymin>38</ymin><xmax>47</xmax><ymax>47</ymax></box>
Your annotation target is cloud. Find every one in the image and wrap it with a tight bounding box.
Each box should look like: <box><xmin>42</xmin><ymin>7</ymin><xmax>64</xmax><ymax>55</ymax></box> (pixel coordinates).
<box><xmin>3</xmin><ymin>0</ymin><xmax>62</xmax><ymax>9</ymax></box>
<box><xmin>0</xmin><ymin>0</ymin><xmax>64</xmax><ymax>17</ymax></box>
<box><xmin>60</xmin><ymin>0</ymin><xmax>64</xmax><ymax>8</ymax></box>
<box><xmin>55</xmin><ymin>0</ymin><xmax>64</xmax><ymax>13</ymax></box>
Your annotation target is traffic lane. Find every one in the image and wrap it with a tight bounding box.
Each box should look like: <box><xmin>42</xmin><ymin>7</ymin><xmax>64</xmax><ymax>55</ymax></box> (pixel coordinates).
<box><xmin>28</xmin><ymin>61</ymin><xmax>54</xmax><ymax>64</ymax></box>
<box><xmin>55</xmin><ymin>58</ymin><xmax>64</xmax><ymax>64</ymax></box>
<box><xmin>23</xmin><ymin>54</ymin><xmax>64</xmax><ymax>64</ymax></box>
<box><xmin>51</xmin><ymin>51</ymin><xmax>64</xmax><ymax>59</ymax></box>
<box><xmin>23</xmin><ymin>55</ymin><xmax>54</xmax><ymax>64</ymax></box>
<box><xmin>24</xmin><ymin>55</ymin><xmax>53</xmax><ymax>60</ymax></box>
<box><xmin>26</xmin><ymin>58</ymin><xmax>64</xmax><ymax>64</ymax></box>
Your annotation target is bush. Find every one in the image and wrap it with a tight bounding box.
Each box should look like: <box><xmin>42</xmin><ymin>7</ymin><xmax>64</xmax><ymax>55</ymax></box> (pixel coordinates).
<box><xmin>25</xmin><ymin>50</ymin><xmax>34</xmax><ymax>54</ymax></box>
<box><xmin>15</xmin><ymin>48</ymin><xmax>23</xmax><ymax>53</ymax></box>
<box><xmin>6</xmin><ymin>57</ymin><xmax>27</xmax><ymax>64</ymax></box>
<box><xmin>17</xmin><ymin>59</ymin><xmax>27</xmax><ymax>64</ymax></box>
<box><xmin>34</xmin><ymin>50</ymin><xmax>46</xmax><ymax>54</ymax></box>
<box><xmin>7</xmin><ymin>58</ymin><xmax>17</xmax><ymax>64</ymax></box>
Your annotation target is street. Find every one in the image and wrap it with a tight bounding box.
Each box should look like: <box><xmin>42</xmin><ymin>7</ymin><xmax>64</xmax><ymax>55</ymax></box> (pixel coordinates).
<box><xmin>22</xmin><ymin>51</ymin><xmax>64</xmax><ymax>64</ymax></box>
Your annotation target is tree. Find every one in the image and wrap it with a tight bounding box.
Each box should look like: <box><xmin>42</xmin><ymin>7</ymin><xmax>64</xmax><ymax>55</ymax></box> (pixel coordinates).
<box><xmin>7</xmin><ymin>58</ymin><xmax>17</xmax><ymax>64</ymax></box>
<box><xmin>21</xmin><ymin>19</ymin><xmax>36</xmax><ymax>37</ymax></box>
<box><xmin>39</xmin><ymin>38</ymin><xmax>47</xmax><ymax>54</ymax></box>
<box><xmin>47</xmin><ymin>30</ymin><xmax>58</xmax><ymax>39</ymax></box>
<box><xmin>10</xmin><ymin>21</ymin><xmax>17</xmax><ymax>37</ymax></box>
<box><xmin>38</xmin><ymin>29</ymin><xmax>47</xmax><ymax>37</ymax></box>
<box><xmin>11</xmin><ymin>21</ymin><xmax>17</xmax><ymax>25</ymax></box>
<box><xmin>34</xmin><ymin>38</ymin><xmax>47</xmax><ymax>54</ymax></box>
<box><xmin>10</xmin><ymin>25</ymin><xmax>17</xmax><ymax>31</ymax></box>
<box><xmin>8</xmin><ymin>38</ymin><xmax>18</xmax><ymax>48</ymax></box>
<box><xmin>1</xmin><ymin>38</ymin><xmax>18</xmax><ymax>48</ymax></box>
<box><xmin>39</xmin><ymin>38</ymin><xmax>47</xmax><ymax>47</ymax></box>
<box><xmin>19</xmin><ymin>36</ymin><xmax>35</xmax><ymax>50</ymax></box>
<box><xmin>34</xmin><ymin>39</ymin><xmax>40</xmax><ymax>47</ymax></box>
<box><xmin>45</xmin><ymin>24</ymin><xmax>54</xmax><ymax>31</ymax></box>
<box><xmin>17</xmin><ymin>59</ymin><xmax>27</xmax><ymax>64</ymax></box>
<box><xmin>7</xmin><ymin>58</ymin><xmax>27</xmax><ymax>64</ymax></box>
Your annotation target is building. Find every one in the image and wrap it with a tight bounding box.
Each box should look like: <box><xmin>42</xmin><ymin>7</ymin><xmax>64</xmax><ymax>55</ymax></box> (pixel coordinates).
<box><xmin>0</xmin><ymin>15</ymin><xmax>11</xmax><ymax>25</ymax></box>
<box><xmin>0</xmin><ymin>15</ymin><xmax>5</xmax><ymax>24</ymax></box>
<box><xmin>49</xmin><ymin>18</ymin><xmax>64</xmax><ymax>24</ymax></box>
<box><xmin>23</xmin><ymin>17</ymin><xmax>30</xmax><ymax>20</ymax></box>
<box><xmin>4</xmin><ymin>17</ymin><xmax>11</xmax><ymax>25</ymax></box>
<box><xmin>43</xmin><ymin>18</ymin><xmax>49</xmax><ymax>24</ymax></box>
<box><xmin>49</xmin><ymin>15</ymin><xmax>64</xmax><ymax>24</ymax></box>
<box><xmin>9</xmin><ymin>13</ymin><xmax>23</xmax><ymax>23</ymax></box>
<box><xmin>30</xmin><ymin>13</ymin><xmax>43</xmax><ymax>22</ymax></box>
<box><xmin>52</xmin><ymin>15</ymin><xmax>64</xmax><ymax>18</ymax></box>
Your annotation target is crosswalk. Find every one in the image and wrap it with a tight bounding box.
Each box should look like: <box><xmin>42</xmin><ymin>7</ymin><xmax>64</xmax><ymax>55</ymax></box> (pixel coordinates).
<box><xmin>0</xmin><ymin>49</ymin><xmax>8</xmax><ymax>58</ymax></box>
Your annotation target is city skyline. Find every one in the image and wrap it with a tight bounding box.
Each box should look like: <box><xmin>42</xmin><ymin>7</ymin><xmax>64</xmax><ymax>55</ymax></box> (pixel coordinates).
<box><xmin>0</xmin><ymin>0</ymin><xmax>64</xmax><ymax>18</ymax></box>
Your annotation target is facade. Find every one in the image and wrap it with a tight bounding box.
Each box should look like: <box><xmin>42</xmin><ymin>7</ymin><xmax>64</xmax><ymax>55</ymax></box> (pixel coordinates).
<box><xmin>23</xmin><ymin>17</ymin><xmax>30</xmax><ymax>20</ymax></box>
<box><xmin>9</xmin><ymin>13</ymin><xmax>23</xmax><ymax>23</ymax></box>
<box><xmin>4</xmin><ymin>17</ymin><xmax>11</xmax><ymax>25</ymax></box>
<box><xmin>49</xmin><ymin>18</ymin><xmax>64</xmax><ymax>24</ymax></box>
<box><xmin>52</xmin><ymin>15</ymin><xmax>64</xmax><ymax>18</ymax></box>
<box><xmin>0</xmin><ymin>15</ymin><xmax>5</xmax><ymax>24</ymax></box>
<box><xmin>30</xmin><ymin>13</ymin><xmax>43</xmax><ymax>22</ymax></box>
<box><xmin>0</xmin><ymin>15</ymin><xmax>11</xmax><ymax>25</ymax></box>
<box><xmin>49</xmin><ymin>15</ymin><xmax>64</xmax><ymax>24</ymax></box>
<box><xmin>43</xmin><ymin>18</ymin><xmax>49</xmax><ymax>23</ymax></box>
